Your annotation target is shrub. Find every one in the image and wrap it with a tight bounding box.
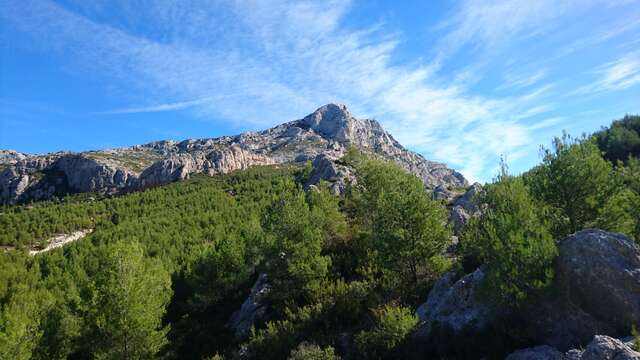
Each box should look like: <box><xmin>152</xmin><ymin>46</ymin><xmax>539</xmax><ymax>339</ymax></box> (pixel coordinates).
<box><xmin>354</xmin><ymin>305</ymin><xmax>418</xmax><ymax>359</ymax></box>
<box><xmin>288</xmin><ymin>342</ymin><xmax>340</xmax><ymax>360</ymax></box>
<box><xmin>525</xmin><ymin>134</ymin><xmax>612</xmax><ymax>236</ymax></box>
<box><xmin>597</xmin><ymin>188</ymin><xmax>640</xmax><ymax>241</ymax></box>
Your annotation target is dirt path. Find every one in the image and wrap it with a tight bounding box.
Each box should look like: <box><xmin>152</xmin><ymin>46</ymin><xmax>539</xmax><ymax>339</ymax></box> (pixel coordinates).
<box><xmin>29</xmin><ymin>229</ymin><xmax>93</xmax><ymax>255</ymax></box>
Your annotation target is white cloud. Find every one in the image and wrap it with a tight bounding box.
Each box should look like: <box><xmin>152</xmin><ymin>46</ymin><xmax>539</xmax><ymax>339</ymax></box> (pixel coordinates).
<box><xmin>575</xmin><ymin>51</ymin><xmax>640</xmax><ymax>94</ymax></box>
<box><xmin>499</xmin><ymin>70</ymin><xmax>547</xmax><ymax>90</ymax></box>
<box><xmin>2</xmin><ymin>0</ymin><xmax>638</xmax><ymax>182</ymax></box>
<box><xmin>97</xmin><ymin>98</ymin><xmax>214</xmax><ymax>115</ymax></box>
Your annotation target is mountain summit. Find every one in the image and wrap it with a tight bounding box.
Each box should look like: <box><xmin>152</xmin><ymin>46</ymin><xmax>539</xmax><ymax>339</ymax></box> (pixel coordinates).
<box><xmin>0</xmin><ymin>104</ymin><xmax>467</xmax><ymax>204</ymax></box>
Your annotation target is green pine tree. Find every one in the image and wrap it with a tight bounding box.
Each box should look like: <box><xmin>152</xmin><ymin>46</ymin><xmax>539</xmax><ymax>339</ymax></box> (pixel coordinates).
<box><xmin>467</xmin><ymin>164</ymin><xmax>557</xmax><ymax>307</ymax></box>
<box><xmin>89</xmin><ymin>241</ymin><xmax>172</xmax><ymax>360</ymax></box>
<box><xmin>525</xmin><ymin>133</ymin><xmax>613</xmax><ymax>236</ymax></box>
<box><xmin>353</xmin><ymin>158</ymin><xmax>451</xmax><ymax>285</ymax></box>
<box><xmin>0</xmin><ymin>252</ymin><xmax>52</xmax><ymax>360</ymax></box>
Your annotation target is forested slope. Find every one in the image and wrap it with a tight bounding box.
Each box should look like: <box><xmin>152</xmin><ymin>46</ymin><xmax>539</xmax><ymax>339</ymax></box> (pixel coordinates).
<box><xmin>1</xmin><ymin>117</ymin><xmax>640</xmax><ymax>360</ymax></box>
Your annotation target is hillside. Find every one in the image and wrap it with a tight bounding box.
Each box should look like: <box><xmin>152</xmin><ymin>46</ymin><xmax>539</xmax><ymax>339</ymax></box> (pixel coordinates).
<box><xmin>0</xmin><ymin>104</ymin><xmax>466</xmax><ymax>205</ymax></box>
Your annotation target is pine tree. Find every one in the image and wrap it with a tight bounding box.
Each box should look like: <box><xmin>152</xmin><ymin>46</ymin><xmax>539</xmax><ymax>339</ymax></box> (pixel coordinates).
<box><xmin>264</xmin><ymin>189</ymin><xmax>331</xmax><ymax>305</ymax></box>
<box><xmin>526</xmin><ymin>134</ymin><xmax>613</xmax><ymax>236</ymax></box>
<box><xmin>0</xmin><ymin>252</ymin><xmax>52</xmax><ymax>360</ymax></box>
<box><xmin>307</xmin><ymin>183</ymin><xmax>348</xmax><ymax>249</ymax></box>
<box><xmin>353</xmin><ymin>159</ymin><xmax>451</xmax><ymax>285</ymax></box>
<box><xmin>469</xmin><ymin>165</ymin><xmax>557</xmax><ymax>307</ymax></box>
<box><xmin>90</xmin><ymin>241</ymin><xmax>172</xmax><ymax>360</ymax></box>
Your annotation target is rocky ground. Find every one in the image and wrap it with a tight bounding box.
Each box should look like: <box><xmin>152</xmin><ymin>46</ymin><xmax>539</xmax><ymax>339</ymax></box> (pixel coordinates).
<box><xmin>28</xmin><ymin>229</ymin><xmax>93</xmax><ymax>255</ymax></box>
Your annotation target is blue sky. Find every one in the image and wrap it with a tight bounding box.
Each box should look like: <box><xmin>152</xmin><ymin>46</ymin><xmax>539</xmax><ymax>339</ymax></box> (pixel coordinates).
<box><xmin>1</xmin><ymin>0</ymin><xmax>639</xmax><ymax>183</ymax></box>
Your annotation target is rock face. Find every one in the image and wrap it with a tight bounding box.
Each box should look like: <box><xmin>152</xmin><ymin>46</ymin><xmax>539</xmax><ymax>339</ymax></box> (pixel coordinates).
<box><xmin>304</xmin><ymin>154</ymin><xmax>355</xmax><ymax>195</ymax></box>
<box><xmin>0</xmin><ymin>104</ymin><xmax>466</xmax><ymax>204</ymax></box>
<box><xmin>555</xmin><ymin>230</ymin><xmax>640</xmax><ymax>334</ymax></box>
<box><xmin>506</xmin><ymin>335</ymin><xmax>640</xmax><ymax>360</ymax></box>
<box><xmin>0</xmin><ymin>150</ymin><xmax>27</xmax><ymax>166</ymax></box>
<box><xmin>56</xmin><ymin>155</ymin><xmax>137</xmax><ymax>193</ymax></box>
<box><xmin>416</xmin><ymin>230</ymin><xmax>640</xmax><ymax>352</ymax></box>
<box><xmin>227</xmin><ymin>273</ymin><xmax>271</xmax><ymax>338</ymax></box>
<box><xmin>448</xmin><ymin>182</ymin><xmax>484</xmax><ymax>234</ymax></box>
<box><xmin>526</xmin><ymin>230</ymin><xmax>640</xmax><ymax>350</ymax></box>
<box><xmin>416</xmin><ymin>268</ymin><xmax>491</xmax><ymax>337</ymax></box>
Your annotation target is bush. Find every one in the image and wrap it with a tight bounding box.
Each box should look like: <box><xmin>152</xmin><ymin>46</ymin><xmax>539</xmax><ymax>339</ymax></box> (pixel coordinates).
<box><xmin>597</xmin><ymin>188</ymin><xmax>640</xmax><ymax>241</ymax></box>
<box><xmin>354</xmin><ymin>305</ymin><xmax>418</xmax><ymax>359</ymax></box>
<box><xmin>525</xmin><ymin>134</ymin><xmax>612</xmax><ymax>236</ymax></box>
<box><xmin>288</xmin><ymin>342</ymin><xmax>340</xmax><ymax>360</ymax></box>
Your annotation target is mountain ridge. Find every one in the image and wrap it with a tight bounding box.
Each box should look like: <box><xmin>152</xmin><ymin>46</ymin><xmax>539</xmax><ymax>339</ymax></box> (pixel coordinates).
<box><xmin>0</xmin><ymin>103</ymin><xmax>467</xmax><ymax>204</ymax></box>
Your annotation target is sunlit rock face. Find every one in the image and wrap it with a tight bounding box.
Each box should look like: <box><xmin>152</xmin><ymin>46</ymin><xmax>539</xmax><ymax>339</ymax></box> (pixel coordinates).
<box><xmin>0</xmin><ymin>103</ymin><xmax>467</xmax><ymax>204</ymax></box>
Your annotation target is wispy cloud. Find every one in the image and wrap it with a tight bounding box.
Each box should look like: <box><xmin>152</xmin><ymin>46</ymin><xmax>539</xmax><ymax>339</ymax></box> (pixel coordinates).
<box><xmin>575</xmin><ymin>51</ymin><xmax>640</xmax><ymax>94</ymax></box>
<box><xmin>499</xmin><ymin>70</ymin><xmax>547</xmax><ymax>90</ymax></box>
<box><xmin>98</xmin><ymin>98</ymin><xmax>214</xmax><ymax>115</ymax></box>
<box><xmin>2</xmin><ymin>0</ymin><xmax>639</xmax><ymax>182</ymax></box>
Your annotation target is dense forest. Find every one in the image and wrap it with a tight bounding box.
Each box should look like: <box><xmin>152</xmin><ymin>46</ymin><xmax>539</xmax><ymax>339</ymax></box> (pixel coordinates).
<box><xmin>1</xmin><ymin>116</ymin><xmax>640</xmax><ymax>360</ymax></box>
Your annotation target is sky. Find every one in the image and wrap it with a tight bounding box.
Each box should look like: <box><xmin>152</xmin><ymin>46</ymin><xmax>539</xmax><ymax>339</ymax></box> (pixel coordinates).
<box><xmin>1</xmin><ymin>0</ymin><xmax>639</xmax><ymax>183</ymax></box>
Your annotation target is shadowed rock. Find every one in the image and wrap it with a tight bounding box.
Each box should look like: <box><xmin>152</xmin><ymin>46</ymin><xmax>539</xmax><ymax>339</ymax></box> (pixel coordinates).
<box><xmin>227</xmin><ymin>273</ymin><xmax>271</xmax><ymax>338</ymax></box>
<box><xmin>506</xmin><ymin>335</ymin><xmax>640</xmax><ymax>360</ymax></box>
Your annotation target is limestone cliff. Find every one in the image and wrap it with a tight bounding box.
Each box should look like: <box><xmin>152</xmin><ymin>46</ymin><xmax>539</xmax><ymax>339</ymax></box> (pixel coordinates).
<box><xmin>0</xmin><ymin>104</ymin><xmax>467</xmax><ymax>204</ymax></box>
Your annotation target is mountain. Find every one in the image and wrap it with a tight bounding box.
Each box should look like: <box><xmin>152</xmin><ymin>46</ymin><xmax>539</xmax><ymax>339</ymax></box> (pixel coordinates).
<box><xmin>0</xmin><ymin>104</ymin><xmax>467</xmax><ymax>204</ymax></box>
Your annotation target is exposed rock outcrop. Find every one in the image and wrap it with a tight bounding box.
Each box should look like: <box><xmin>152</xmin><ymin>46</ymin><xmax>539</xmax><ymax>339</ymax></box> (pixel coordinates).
<box><xmin>0</xmin><ymin>154</ymin><xmax>65</xmax><ymax>204</ymax></box>
<box><xmin>0</xmin><ymin>150</ymin><xmax>27</xmax><ymax>166</ymax></box>
<box><xmin>416</xmin><ymin>268</ymin><xmax>491</xmax><ymax>338</ymax></box>
<box><xmin>29</xmin><ymin>229</ymin><xmax>93</xmax><ymax>255</ymax></box>
<box><xmin>56</xmin><ymin>155</ymin><xmax>137</xmax><ymax>193</ymax></box>
<box><xmin>0</xmin><ymin>104</ymin><xmax>467</xmax><ymax>204</ymax></box>
<box><xmin>448</xmin><ymin>182</ymin><xmax>484</xmax><ymax>234</ymax></box>
<box><xmin>526</xmin><ymin>230</ymin><xmax>640</xmax><ymax>349</ymax></box>
<box><xmin>227</xmin><ymin>273</ymin><xmax>271</xmax><ymax>338</ymax></box>
<box><xmin>304</xmin><ymin>154</ymin><xmax>355</xmax><ymax>195</ymax></box>
<box><xmin>506</xmin><ymin>335</ymin><xmax>640</xmax><ymax>360</ymax></box>
<box><xmin>416</xmin><ymin>230</ymin><xmax>640</xmax><ymax>351</ymax></box>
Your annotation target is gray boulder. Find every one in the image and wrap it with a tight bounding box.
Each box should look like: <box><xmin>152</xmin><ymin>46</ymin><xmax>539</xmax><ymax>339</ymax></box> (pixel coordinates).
<box><xmin>304</xmin><ymin>154</ymin><xmax>355</xmax><ymax>195</ymax></box>
<box><xmin>555</xmin><ymin>229</ymin><xmax>640</xmax><ymax>332</ymax></box>
<box><xmin>581</xmin><ymin>335</ymin><xmax>640</xmax><ymax>360</ymax></box>
<box><xmin>507</xmin><ymin>335</ymin><xmax>640</xmax><ymax>360</ymax></box>
<box><xmin>416</xmin><ymin>268</ymin><xmax>491</xmax><ymax>337</ymax></box>
<box><xmin>527</xmin><ymin>229</ymin><xmax>640</xmax><ymax>349</ymax></box>
<box><xmin>448</xmin><ymin>182</ymin><xmax>484</xmax><ymax>234</ymax></box>
<box><xmin>227</xmin><ymin>273</ymin><xmax>271</xmax><ymax>338</ymax></box>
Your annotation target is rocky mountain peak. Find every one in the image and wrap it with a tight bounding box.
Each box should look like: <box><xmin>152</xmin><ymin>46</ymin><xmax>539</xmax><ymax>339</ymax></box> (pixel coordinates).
<box><xmin>299</xmin><ymin>103</ymin><xmax>355</xmax><ymax>143</ymax></box>
<box><xmin>0</xmin><ymin>104</ymin><xmax>468</xmax><ymax>204</ymax></box>
<box><xmin>0</xmin><ymin>150</ymin><xmax>27</xmax><ymax>166</ymax></box>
